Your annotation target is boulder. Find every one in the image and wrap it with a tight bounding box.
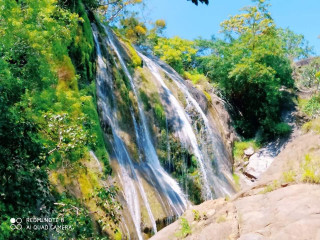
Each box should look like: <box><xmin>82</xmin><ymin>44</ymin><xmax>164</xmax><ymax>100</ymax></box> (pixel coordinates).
<box><xmin>244</xmin><ymin>147</ymin><xmax>255</xmax><ymax>156</ymax></box>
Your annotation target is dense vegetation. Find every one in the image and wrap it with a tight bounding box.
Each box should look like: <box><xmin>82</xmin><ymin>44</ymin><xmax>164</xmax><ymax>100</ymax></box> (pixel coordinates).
<box><xmin>0</xmin><ymin>0</ymin><xmax>318</xmax><ymax>238</ymax></box>
<box><xmin>124</xmin><ymin>0</ymin><xmax>312</xmax><ymax>140</ymax></box>
<box><xmin>0</xmin><ymin>0</ymin><xmax>115</xmax><ymax>239</ymax></box>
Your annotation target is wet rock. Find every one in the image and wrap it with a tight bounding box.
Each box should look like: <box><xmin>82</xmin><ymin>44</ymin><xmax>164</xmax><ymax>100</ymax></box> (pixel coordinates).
<box><xmin>184</xmin><ymin>80</ymin><xmax>208</xmax><ymax>113</ymax></box>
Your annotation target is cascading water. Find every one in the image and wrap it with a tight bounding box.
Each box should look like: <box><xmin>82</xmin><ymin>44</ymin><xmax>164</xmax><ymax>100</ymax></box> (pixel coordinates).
<box><xmin>137</xmin><ymin>51</ymin><xmax>234</xmax><ymax>199</ymax></box>
<box><xmin>93</xmin><ymin>21</ymin><xmax>236</xmax><ymax>238</ymax></box>
<box><xmin>93</xmin><ymin>24</ymin><xmax>189</xmax><ymax>239</ymax></box>
<box><xmin>93</xmin><ymin>28</ymin><xmax>144</xmax><ymax>239</ymax></box>
<box><xmin>103</xmin><ymin>25</ymin><xmax>188</xmax><ymax>215</ymax></box>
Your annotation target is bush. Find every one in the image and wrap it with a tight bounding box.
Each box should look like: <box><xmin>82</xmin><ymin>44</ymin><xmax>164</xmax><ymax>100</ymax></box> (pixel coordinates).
<box><xmin>176</xmin><ymin>217</ymin><xmax>191</xmax><ymax>238</ymax></box>
<box><xmin>303</xmin><ymin>94</ymin><xmax>320</xmax><ymax>118</ymax></box>
<box><xmin>273</xmin><ymin>122</ymin><xmax>292</xmax><ymax>137</ymax></box>
<box><xmin>301</xmin><ymin>154</ymin><xmax>320</xmax><ymax>184</ymax></box>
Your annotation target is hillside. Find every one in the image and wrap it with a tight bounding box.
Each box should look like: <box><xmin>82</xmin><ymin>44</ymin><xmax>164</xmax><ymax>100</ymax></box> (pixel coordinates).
<box><xmin>151</xmin><ymin>131</ymin><xmax>320</xmax><ymax>240</ymax></box>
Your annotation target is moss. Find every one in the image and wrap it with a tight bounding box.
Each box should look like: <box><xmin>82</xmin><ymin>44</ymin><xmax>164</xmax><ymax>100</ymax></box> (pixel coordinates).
<box><xmin>69</xmin><ymin>0</ymin><xmax>95</xmax><ymax>87</ymax></box>
<box><xmin>140</xmin><ymin>89</ymin><xmax>151</xmax><ymax>110</ymax></box>
<box><xmin>55</xmin><ymin>55</ymin><xmax>78</xmax><ymax>91</ymax></box>
<box><xmin>233</xmin><ymin>173</ymin><xmax>240</xmax><ymax>191</ymax></box>
<box><xmin>122</xmin><ymin>40</ymin><xmax>142</xmax><ymax>68</ymax></box>
<box><xmin>203</xmin><ymin>90</ymin><xmax>212</xmax><ymax>102</ymax></box>
<box><xmin>80</xmin><ymin>83</ymin><xmax>112</xmax><ymax>174</ymax></box>
<box><xmin>164</xmin><ymin>135</ymin><xmax>203</xmax><ymax>204</ymax></box>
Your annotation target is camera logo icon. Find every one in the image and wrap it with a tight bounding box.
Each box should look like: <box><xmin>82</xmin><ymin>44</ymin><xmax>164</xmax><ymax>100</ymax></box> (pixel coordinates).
<box><xmin>10</xmin><ymin>218</ymin><xmax>22</xmax><ymax>230</ymax></box>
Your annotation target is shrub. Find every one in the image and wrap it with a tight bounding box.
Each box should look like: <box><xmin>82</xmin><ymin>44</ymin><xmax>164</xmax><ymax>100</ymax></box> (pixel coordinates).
<box><xmin>301</xmin><ymin>154</ymin><xmax>320</xmax><ymax>184</ymax></box>
<box><xmin>282</xmin><ymin>170</ymin><xmax>296</xmax><ymax>183</ymax></box>
<box><xmin>176</xmin><ymin>217</ymin><xmax>192</xmax><ymax>238</ymax></box>
<box><xmin>273</xmin><ymin>122</ymin><xmax>292</xmax><ymax>137</ymax></box>
<box><xmin>192</xmin><ymin>210</ymin><xmax>201</xmax><ymax>221</ymax></box>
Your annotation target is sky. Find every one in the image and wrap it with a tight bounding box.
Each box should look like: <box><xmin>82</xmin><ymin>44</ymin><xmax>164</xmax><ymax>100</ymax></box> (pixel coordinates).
<box><xmin>142</xmin><ymin>0</ymin><xmax>320</xmax><ymax>55</ymax></box>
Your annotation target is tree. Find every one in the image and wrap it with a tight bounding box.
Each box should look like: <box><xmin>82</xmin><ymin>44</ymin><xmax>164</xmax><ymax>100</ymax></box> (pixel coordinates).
<box><xmin>120</xmin><ymin>14</ymin><xmax>147</xmax><ymax>44</ymax></box>
<box><xmin>97</xmin><ymin>0</ymin><xmax>143</xmax><ymax>22</ymax></box>
<box><xmin>277</xmin><ymin>28</ymin><xmax>314</xmax><ymax>61</ymax></box>
<box><xmin>196</xmin><ymin>0</ymin><xmax>294</xmax><ymax>138</ymax></box>
<box><xmin>154</xmin><ymin>37</ymin><xmax>198</xmax><ymax>74</ymax></box>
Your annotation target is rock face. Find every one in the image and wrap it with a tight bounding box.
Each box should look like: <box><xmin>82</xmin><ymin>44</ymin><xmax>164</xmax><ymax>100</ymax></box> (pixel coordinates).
<box><xmin>151</xmin><ymin>184</ymin><xmax>320</xmax><ymax>240</ymax></box>
<box><xmin>151</xmin><ymin>131</ymin><xmax>320</xmax><ymax>240</ymax></box>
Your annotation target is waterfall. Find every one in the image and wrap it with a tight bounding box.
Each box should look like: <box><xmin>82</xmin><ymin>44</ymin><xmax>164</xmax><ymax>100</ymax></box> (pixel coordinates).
<box><xmin>137</xmin><ymin>52</ymin><xmax>234</xmax><ymax>199</ymax></box>
<box><xmin>93</xmin><ymin>29</ymin><xmax>144</xmax><ymax>239</ymax></box>
<box><xmin>93</xmin><ymin>22</ymin><xmax>235</xmax><ymax>239</ymax></box>
<box><xmin>93</xmin><ymin>24</ymin><xmax>189</xmax><ymax>239</ymax></box>
<box><xmin>103</xmin><ymin>26</ymin><xmax>188</xmax><ymax>215</ymax></box>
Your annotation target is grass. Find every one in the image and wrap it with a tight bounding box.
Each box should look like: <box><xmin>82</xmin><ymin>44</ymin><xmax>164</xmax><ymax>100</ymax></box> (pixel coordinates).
<box><xmin>302</xmin><ymin>119</ymin><xmax>320</xmax><ymax>134</ymax></box>
<box><xmin>233</xmin><ymin>173</ymin><xmax>240</xmax><ymax>190</ymax></box>
<box><xmin>282</xmin><ymin>170</ymin><xmax>296</xmax><ymax>183</ymax></box>
<box><xmin>233</xmin><ymin>139</ymin><xmax>260</xmax><ymax>162</ymax></box>
<box><xmin>301</xmin><ymin>154</ymin><xmax>320</xmax><ymax>184</ymax></box>
<box><xmin>175</xmin><ymin>217</ymin><xmax>192</xmax><ymax>238</ymax></box>
<box><xmin>260</xmin><ymin>180</ymin><xmax>280</xmax><ymax>194</ymax></box>
<box><xmin>216</xmin><ymin>215</ymin><xmax>227</xmax><ymax>223</ymax></box>
<box><xmin>192</xmin><ymin>210</ymin><xmax>201</xmax><ymax>221</ymax></box>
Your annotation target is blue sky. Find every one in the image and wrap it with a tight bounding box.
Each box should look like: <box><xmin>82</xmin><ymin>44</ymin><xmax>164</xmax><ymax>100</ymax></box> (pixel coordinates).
<box><xmin>142</xmin><ymin>0</ymin><xmax>320</xmax><ymax>55</ymax></box>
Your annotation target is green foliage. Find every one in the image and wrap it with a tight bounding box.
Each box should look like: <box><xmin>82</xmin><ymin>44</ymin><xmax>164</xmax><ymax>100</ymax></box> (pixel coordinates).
<box><xmin>301</xmin><ymin>154</ymin><xmax>320</xmax><ymax>184</ymax></box>
<box><xmin>0</xmin><ymin>1</ymin><xmax>112</xmax><ymax>239</ymax></box>
<box><xmin>90</xmin><ymin>185</ymin><xmax>123</xmax><ymax>233</ymax></box>
<box><xmin>295</xmin><ymin>58</ymin><xmax>320</xmax><ymax>91</ymax></box>
<box><xmin>277</xmin><ymin>28</ymin><xmax>314</xmax><ymax>60</ymax></box>
<box><xmin>123</xmin><ymin>40</ymin><xmax>142</xmax><ymax>67</ymax></box>
<box><xmin>80</xmin><ymin>84</ymin><xmax>112</xmax><ymax>174</ymax></box>
<box><xmin>192</xmin><ymin>210</ymin><xmax>201</xmax><ymax>221</ymax></box>
<box><xmin>154</xmin><ymin>37</ymin><xmax>198</xmax><ymax>74</ymax></box>
<box><xmin>68</xmin><ymin>0</ymin><xmax>96</xmax><ymax>87</ymax></box>
<box><xmin>196</xmin><ymin>0</ymin><xmax>294</xmax><ymax>138</ymax></box>
<box><xmin>273</xmin><ymin>122</ymin><xmax>292</xmax><ymax>137</ymax></box>
<box><xmin>176</xmin><ymin>217</ymin><xmax>192</xmax><ymax>238</ymax></box>
<box><xmin>183</xmin><ymin>71</ymin><xmax>208</xmax><ymax>84</ymax></box>
<box><xmin>302</xmin><ymin>119</ymin><xmax>320</xmax><ymax>134</ymax></box>
<box><xmin>165</xmin><ymin>136</ymin><xmax>202</xmax><ymax>204</ymax></box>
<box><xmin>303</xmin><ymin>94</ymin><xmax>320</xmax><ymax>118</ymax></box>
<box><xmin>52</xmin><ymin>194</ymin><xmax>97</xmax><ymax>240</ymax></box>
<box><xmin>42</xmin><ymin>111</ymin><xmax>91</xmax><ymax>161</ymax></box>
<box><xmin>233</xmin><ymin>140</ymin><xmax>259</xmax><ymax>162</ymax></box>
<box><xmin>0</xmin><ymin>0</ymin><xmax>79</xmax><ymax>238</ymax></box>
<box><xmin>120</xmin><ymin>14</ymin><xmax>147</xmax><ymax>44</ymax></box>
<box><xmin>260</xmin><ymin>180</ymin><xmax>280</xmax><ymax>194</ymax></box>
<box><xmin>120</xmin><ymin>15</ymin><xmax>147</xmax><ymax>43</ymax></box>
<box><xmin>139</xmin><ymin>89</ymin><xmax>166</xmax><ymax>128</ymax></box>
<box><xmin>233</xmin><ymin>173</ymin><xmax>240</xmax><ymax>190</ymax></box>
<box><xmin>282</xmin><ymin>170</ymin><xmax>296</xmax><ymax>183</ymax></box>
